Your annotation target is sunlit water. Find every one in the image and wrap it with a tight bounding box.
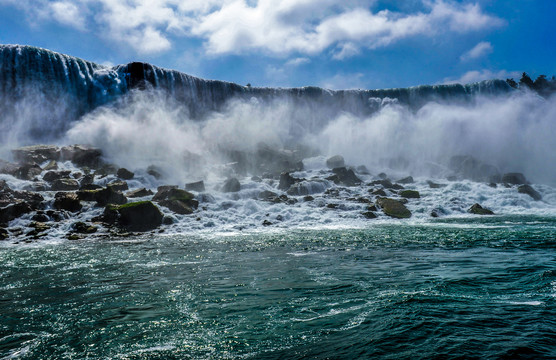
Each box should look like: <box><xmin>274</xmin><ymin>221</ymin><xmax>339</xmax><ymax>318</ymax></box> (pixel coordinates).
<box><xmin>2</xmin><ymin>215</ymin><xmax>555</xmax><ymax>359</ymax></box>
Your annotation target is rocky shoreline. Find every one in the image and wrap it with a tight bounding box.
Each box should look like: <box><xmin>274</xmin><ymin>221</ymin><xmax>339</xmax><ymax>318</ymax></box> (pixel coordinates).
<box><xmin>0</xmin><ymin>144</ymin><xmax>544</xmax><ymax>243</ymax></box>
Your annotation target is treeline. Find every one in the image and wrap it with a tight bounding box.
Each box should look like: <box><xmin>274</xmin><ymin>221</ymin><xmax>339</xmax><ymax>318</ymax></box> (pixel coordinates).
<box><xmin>506</xmin><ymin>73</ymin><xmax>556</xmax><ymax>97</ymax></box>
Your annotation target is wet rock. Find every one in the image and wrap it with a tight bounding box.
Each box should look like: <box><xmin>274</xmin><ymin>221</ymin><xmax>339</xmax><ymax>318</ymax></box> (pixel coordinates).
<box><xmin>327</xmin><ymin>167</ymin><xmax>361</xmax><ymax>187</ymax></box>
<box><xmin>0</xmin><ymin>160</ymin><xmax>18</xmax><ymax>176</ymax></box>
<box><xmin>26</xmin><ymin>222</ymin><xmax>50</xmax><ymax>237</ymax></box>
<box><xmin>369</xmin><ymin>179</ymin><xmax>396</xmax><ymax>189</ymax></box>
<box><xmin>104</xmin><ymin>201</ymin><xmax>163</xmax><ymax>232</ymax></box>
<box><xmin>53</xmin><ymin>192</ymin><xmax>82</xmax><ymax>212</ymax></box>
<box><xmin>31</xmin><ymin>212</ymin><xmax>50</xmax><ymax>222</ymax></box>
<box><xmin>147</xmin><ymin>166</ymin><xmax>163</xmax><ymax>179</ymax></box>
<box><xmin>278</xmin><ymin>172</ymin><xmax>297</xmax><ymax>191</ymax></box>
<box><xmin>303</xmin><ymin>195</ymin><xmax>314</xmax><ymax>202</ymax></box>
<box><xmin>399</xmin><ymin>190</ymin><xmax>420</xmax><ymax>199</ymax></box>
<box><xmin>222</xmin><ymin>178</ymin><xmax>241</xmax><ymax>193</ymax></box>
<box><xmin>376</xmin><ymin>197</ymin><xmax>412</xmax><ymax>219</ymax></box>
<box><xmin>367</xmin><ymin>205</ymin><xmax>378</xmax><ymax>212</ymax></box>
<box><xmin>262</xmin><ymin>219</ymin><xmax>272</xmax><ymax>226</ymax></box>
<box><xmin>117</xmin><ymin>167</ymin><xmax>134</xmax><ymax>180</ymax></box>
<box><xmin>60</xmin><ymin>145</ymin><xmax>102</xmax><ymax>168</ymax></box>
<box><xmin>326</xmin><ymin>155</ymin><xmax>345</xmax><ymax>169</ymax></box>
<box><xmin>125</xmin><ymin>188</ymin><xmax>154</xmax><ymax>198</ymax></box>
<box><xmin>356</xmin><ymin>165</ymin><xmax>370</xmax><ymax>175</ymax></box>
<box><xmin>468</xmin><ymin>203</ymin><xmax>494</xmax><ymax>215</ymax></box>
<box><xmin>79</xmin><ymin>174</ymin><xmax>95</xmax><ymax>187</ymax></box>
<box><xmin>287</xmin><ymin>182</ymin><xmax>311</xmax><ymax>196</ymax></box>
<box><xmin>427</xmin><ymin>180</ymin><xmax>447</xmax><ymax>189</ymax></box>
<box><xmin>258</xmin><ymin>190</ymin><xmax>278</xmax><ymax>201</ymax></box>
<box><xmin>78</xmin><ymin>187</ymin><xmax>127</xmax><ymax>206</ymax></box>
<box><xmin>255</xmin><ymin>143</ymin><xmax>304</xmax><ymax>175</ymax></box>
<box><xmin>397</xmin><ymin>176</ymin><xmax>414</xmax><ymax>184</ymax></box>
<box><xmin>378</xmin><ymin>172</ymin><xmax>388</xmax><ymax>180</ymax></box>
<box><xmin>449</xmin><ymin>155</ymin><xmax>500</xmax><ymax>182</ymax></box>
<box><xmin>0</xmin><ymin>202</ymin><xmax>33</xmax><ymax>224</ymax></box>
<box><xmin>153</xmin><ymin>188</ymin><xmax>198</xmax><ymax>215</ymax></box>
<box><xmin>43</xmin><ymin>170</ymin><xmax>72</xmax><ymax>183</ymax></box>
<box><xmin>51</xmin><ymin>179</ymin><xmax>80</xmax><ymax>191</ymax></box>
<box><xmin>80</xmin><ymin>183</ymin><xmax>103</xmax><ymax>191</ymax></box>
<box><xmin>185</xmin><ymin>181</ymin><xmax>205</xmax><ymax>192</ymax></box>
<box><xmin>15</xmin><ymin>163</ymin><xmax>42</xmax><ymax>180</ymax></box>
<box><xmin>12</xmin><ymin>145</ymin><xmax>60</xmax><ymax>164</ymax></box>
<box><xmin>251</xmin><ymin>176</ymin><xmax>262</xmax><ymax>182</ymax></box>
<box><xmin>22</xmin><ymin>181</ymin><xmax>49</xmax><ymax>192</ymax></box>
<box><xmin>371</xmin><ymin>189</ymin><xmax>387</xmax><ymax>197</ymax></box>
<box><xmin>326</xmin><ymin>203</ymin><xmax>338</xmax><ymax>209</ymax></box>
<box><xmin>518</xmin><ymin>185</ymin><xmax>542</xmax><ymax>201</ymax></box>
<box><xmin>108</xmin><ymin>180</ymin><xmax>129</xmax><ymax>192</ymax></box>
<box><xmin>43</xmin><ymin>160</ymin><xmax>58</xmax><ymax>171</ymax></box>
<box><xmin>0</xmin><ymin>228</ymin><xmax>8</xmax><ymax>240</ymax></box>
<box><xmin>502</xmin><ymin>173</ymin><xmax>528</xmax><ymax>185</ymax></box>
<box><xmin>362</xmin><ymin>211</ymin><xmax>377</xmax><ymax>219</ymax></box>
<box><xmin>72</xmin><ymin>221</ymin><xmax>97</xmax><ymax>234</ymax></box>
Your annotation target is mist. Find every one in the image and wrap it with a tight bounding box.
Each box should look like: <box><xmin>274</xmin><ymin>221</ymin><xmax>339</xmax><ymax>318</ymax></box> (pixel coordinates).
<box><xmin>58</xmin><ymin>88</ymin><xmax>556</xmax><ymax>184</ymax></box>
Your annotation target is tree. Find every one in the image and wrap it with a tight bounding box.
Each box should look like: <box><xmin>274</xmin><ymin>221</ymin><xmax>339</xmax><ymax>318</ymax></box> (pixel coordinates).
<box><xmin>519</xmin><ymin>72</ymin><xmax>534</xmax><ymax>89</ymax></box>
<box><xmin>506</xmin><ymin>78</ymin><xmax>518</xmax><ymax>88</ymax></box>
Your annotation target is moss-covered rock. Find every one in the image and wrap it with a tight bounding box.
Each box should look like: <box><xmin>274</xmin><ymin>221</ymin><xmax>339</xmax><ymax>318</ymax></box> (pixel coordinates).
<box><xmin>153</xmin><ymin>188</ymin><xmax>198</xmax><ymax>215</ymax></box>
<box><xmin>376</xmin><ymin>197</ymin><xmax>411</xmax><ymax>219</ymax></box>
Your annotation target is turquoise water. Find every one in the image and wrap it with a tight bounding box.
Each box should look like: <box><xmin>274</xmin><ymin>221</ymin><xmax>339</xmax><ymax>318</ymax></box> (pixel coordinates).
<box><xmin>1</xmin><ymin>215</ymin><xmax>556</xmax><ymax>359</ymax></box>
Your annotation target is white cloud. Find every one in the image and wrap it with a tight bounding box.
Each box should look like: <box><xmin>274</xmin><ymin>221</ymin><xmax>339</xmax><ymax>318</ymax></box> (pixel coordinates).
<box><xmin>50</xmin><ymin>1</ymin><xmax>87</xmax><ymax>30</ymax></box>
<box><xmin>460</xmin><ymin>41</ymin><xmax>493</xmax><ymax>61</ymax></box>
<box><xmin>2</xmin><ymin>0</ymin><xmax>505</xmax><ymax>57</ymax></box>
<box><xmin>442</xmin><ymin>69</ymin><xmax>519</xmax><ymax>84</ymax></box>
<box><xmin>285</xmin><ymin>57</ymin><xmax>310</xmax><ymax>67</ymax></box>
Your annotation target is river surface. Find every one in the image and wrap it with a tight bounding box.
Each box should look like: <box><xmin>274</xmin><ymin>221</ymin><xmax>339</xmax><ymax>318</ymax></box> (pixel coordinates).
<box><xmin>2</xmin><ymin>215</ymin><xmax>555</xmax><ymax>359</ymax></box>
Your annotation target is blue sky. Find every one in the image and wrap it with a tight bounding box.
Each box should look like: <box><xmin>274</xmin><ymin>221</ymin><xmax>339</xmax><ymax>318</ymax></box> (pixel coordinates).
<box><xmin>0</xmin><ymin>0</ymin><xmax>554</xmax><ymax>89</ymax></box>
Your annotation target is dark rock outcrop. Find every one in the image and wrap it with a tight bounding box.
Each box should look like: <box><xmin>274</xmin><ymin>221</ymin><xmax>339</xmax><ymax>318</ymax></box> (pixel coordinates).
<box><xmin>327</xmin><ymin>167</ymin><xmax>361</xmax><ymax>187</ymax></box>
<box><xmin>104</xmin><ymin>201</ymin><xmax>163</xmax><ymax>232</ymax></box>
<box><xmin>60</xmin><ymin>145</ymin><xmax>103</xmax><ymax>168</ymax></box>
<box><xmin>326</xmin><ymin>155</ymin><xmax>345</xmax><ymax>169</ymax></box>
<box><xmin>153</xmin><ymin>188</ymin><xmax>198</xmax><ymax>215</ymax></box>
<box><xmin>125</xmin><ymin>188</ymin><xmax>154</xmax><ymax>198</ymax></box>
<box><xmin>78</xmin><ymin>186</ymin><xmax>127</xmax><ymax>206</ymax></box>
<box><xmin>12</xmin><ymin>145</ymin><xmax>60</xmax><ymax>164</ymax></box>
<box><xmin>185</xmin><ymin>181</ymin><xmax>205</xmax><ymax>192</ymax></box>
<box><xmin>518</xmin><ymin>185</ymin><xmax>542</xmax><ymax>201</ymax></box>
<box><xmin>53</xmin><ymin>192</ymin><xmax>82</xmax><ymax>212</ymax></box>
<box><xmin>117</xmin><ymin>168</ymin><xmax>134</xmax><ymax>180</ymax></box>
<box><xmin>468</xmin><ymin>203</ymin><xmax>494</xmax><ymax>215</ymax></box>
<box><xmin>278</xmin><ymin>172</ymin><xmax>297</xmax><ymax>191</ymax></box>
<box><xmin>397</xmin><ymin>176</ymin><xmax>414</xmax><ymax>184</ymax></box>
<box><xmin>376</xmin><ymin>197</ymin><xmax>411</xmax><ymax>219</ymax></box>
<box><xmin>502</xmin><ymin>173</ymin><xmax>527</xmax><ymax>185</ymax></box>
<box><xmin>0</xmin><ymin>202</ymin><xmax>33</xmax><ymax>224</ymax></box>
<box><xmin>222</xmin><ymin>178</ymin><xmax>241</xmax><ymax>193</ymax></box>
<box><xmin>51</xmin><ymin>179</ymin><xmax>80</xmax><ymax>191</ymax></box>
<box><xmin>399</xmin><ymin>190</ymin><xmax>420</xmax><ymax>199</ymax></box>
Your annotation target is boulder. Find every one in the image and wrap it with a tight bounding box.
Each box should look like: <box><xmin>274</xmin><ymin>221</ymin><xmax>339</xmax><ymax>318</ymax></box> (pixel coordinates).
<box><xmin>502</xmin><ymin>173</ymin><xmax>527</xmax><ymax>185</ymax></box>
<box><xmin>397</xmin><ymin>176</ymin><xmax>414</xmax><ymax>184</ymax></box>
<box><xmin>278</xmin><ymin>172</ymin><xmax>296</xmax><ymax>191</ymax></box>
<box><xmin>427</xmin><ymin>180</ymin><xmax>447</xmax><ymax>189</ymax></box>
<box><xmin>518</xmin><ymin>185</ymin><xmax>542</xmax><ymax>201</ymax></box>
<box><xmin>356</xmin><ymin>165</ymin><xmax>370</xmax><ymax>175</ymax></box>
<box><xmin>0</xmin><ymin>228</ymin><xmax>8</xmax><ymax>240</ymax></box>
<box><xmin>326</xmin><ymin>155</ymin><xmax>345</xmax><ymax>169</ymax></box>
<box><xmin>0</xmin><ymin>202</ymin><xmax>33</xmax><ymax>224</ymax></box>
<box><xmin>78</xmin><ymin>186</ymin><xmax>127</xmax><ymax>206</ymax></box>
<box><xmin>117</xmin><ymin>167</ymin><xmax>134</xmax><ymax>180</ymax></box>
<box><xmin>105</xmin><ymin>201</ymin><xmax>163</xmax><ymax>232</ymax></box>
<box><xmin>185</xmin><ymin>181</ymin><xmax>205</xmax><ymax>192</ymax></box>
<box><xmin>362</xmin><ymin>211</ymin><xmax>377</xmax><ymax>219</ymax></box>
<box><xmin>60</xmin><ymin>145</ymin><xmax>102</xmax><ymax>168</ymax></box>
<box><xmin>468</xmin><ymin>203</ymin><xmax>494</xmax><ymax>215</ymax></box>
<box><xmin>15</xmin><ymin>164</ymin><xmax>42</xmax><ymax>180</ymax></box>
<box><xmin>0</xmin><ymin>160</ymin><xmax>18</xmax><ymax>176</ymax></box>
<box><xmin>43</xmin><ymin>170</ymin><xmax>72</xmax><ymax>183</ymax></box>
<box><xmin>399</xmin><ymin>190</ymin><xmax>420</xmax><ymax>199</ymax></box>
<box><xmin>125</xmin><ymin>188</ymin><xmax>154</xmax><ymax>198</ymax></box>
<box><xmin>53</xmin><ymin>192</ymin><xmax>82</xmax><ymax>212</ymax></box>
<box><xmin>153</xmin><ymin>188</ymin><xmax>198</xmax><ymax>215</ymax></box>
<box><xmin>72</xmin><ymin>221</ymin><xmax>97</xmax><ymax>234</ymax></box>
<box><xmin>108</xmin><ymin>180</ymin><xmax>129</xmax><ymax>192</ymax></box>
<box><xmin>376</xmin><ymin>198</ymin><xmax>412</xmax><ymax>219</ymax></box>
<box><xmin>327</xmin><ymin>167</ymin><xmax>361</xmax><ymax>187</ymax></box>
<box><xmin>43</xmin><ymin>160</ymin><xmax>58</xmax><ymax>171</ymax></box>
<box><xmin>222</xmin><ymin>178</ymin><xmax>241</xmax><ymax>193</ymax></box>
<box><xmin>79</xmin><ymin>174</ymin><xmax>95</xmax><ymax>187</ymax></box>
<box><xmin>51</xmin><ymin>179</ymin><xmax>80</xmax><ymax>191</ymax></box>
<box><xmin>12</xmin><ymin>145</ymin><xmax>60</xmax><ymax>164</ymax></box>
